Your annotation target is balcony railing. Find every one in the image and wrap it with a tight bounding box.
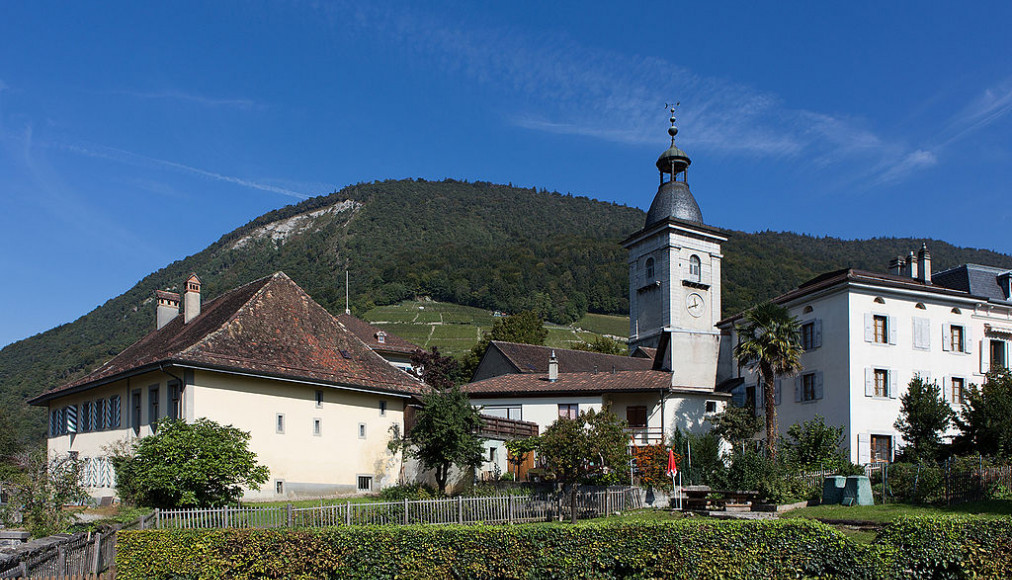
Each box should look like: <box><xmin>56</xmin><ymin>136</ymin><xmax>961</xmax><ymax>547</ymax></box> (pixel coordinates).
<box><xmin>625</xmin><ymin>427</ymin><xmax>665</xmax><ymax>446</ymax></box>
<box><xmin>478</xmin><ymin>415</ymin><xmax>539</xmax><ymax>440</ymax></box>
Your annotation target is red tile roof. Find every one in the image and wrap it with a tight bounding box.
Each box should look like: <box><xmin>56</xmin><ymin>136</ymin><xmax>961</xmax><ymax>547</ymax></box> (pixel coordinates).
<box><xmin>336</xmin><ymin>313</ymin><xmax>420</xmax><ymax>355</ymax></box>
<box><xmin>30</xmin><ymin>272</ymin><xmax>427</xmax><ymax>404</ymax></box>
<box><xmin>464</xmin><ymin>369</ymin><xmax>722</xmax><ymax>397</ymax></box>
<box><xmin>488</xmin><ymin>341</ymin><xmax>653</xmax><ymax>374</ymax></box>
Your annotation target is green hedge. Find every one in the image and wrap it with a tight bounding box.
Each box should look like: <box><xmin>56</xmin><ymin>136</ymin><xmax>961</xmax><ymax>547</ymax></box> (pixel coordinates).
<box><xmin>116</xmin><ymin>517</ymin><xmax>1011</xmax><ymax>579</ymax></box>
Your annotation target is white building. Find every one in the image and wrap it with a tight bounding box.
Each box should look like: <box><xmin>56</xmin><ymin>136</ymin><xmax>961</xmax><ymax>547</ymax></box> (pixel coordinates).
<box><xmin>717</xmin><ymin>249</ymin><xmax>1012</xmax><ymax>463</ymax></box>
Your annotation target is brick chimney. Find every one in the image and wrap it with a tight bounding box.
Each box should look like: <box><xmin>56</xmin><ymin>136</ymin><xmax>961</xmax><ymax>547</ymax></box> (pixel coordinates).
<box><xmin>918</xmin><ymin>243</ymin><xmax>931</xmax><ymax>284</ymax></box>
<box><xmin>155</xmin><ymin>290</ymin><xmax>180</xmax><ymax>330</ymax></box>
<box><xmin>183</xmin><ymin>273</ymin><xmax>201</xmax><ymax>323</ymax></box>
<box><xmin>548</xmin><ymin>351</ymin><xmax>558</xmax><ymax>382</ymax></box>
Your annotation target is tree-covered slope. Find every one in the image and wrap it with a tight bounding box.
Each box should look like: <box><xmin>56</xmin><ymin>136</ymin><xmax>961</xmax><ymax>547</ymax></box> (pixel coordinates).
<box><xmin>2</xmin><ymin>178</ymin><xmax>1010</xmax><ymax>445</ymax></box>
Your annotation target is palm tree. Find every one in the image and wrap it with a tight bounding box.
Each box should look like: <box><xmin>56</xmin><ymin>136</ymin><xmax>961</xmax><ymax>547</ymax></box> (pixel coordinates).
<box><xmin>733</xmin><ymin>302</ymin><xmax>804</xmax><ymax>459</ymax></box>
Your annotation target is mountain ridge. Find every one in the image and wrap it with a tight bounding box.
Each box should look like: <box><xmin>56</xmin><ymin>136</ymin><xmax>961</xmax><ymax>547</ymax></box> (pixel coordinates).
<box><xmin>2</xmin><ymin>177</ymin><xmax>1011</xmax><ymax>445</ymax></box>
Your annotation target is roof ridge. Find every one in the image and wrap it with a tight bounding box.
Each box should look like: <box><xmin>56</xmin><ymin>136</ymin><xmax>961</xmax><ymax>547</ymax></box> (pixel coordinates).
<box><xmin>176</xmin><ymin>272</ymin><xmax>284</xmax><ymax>358</ymax></box>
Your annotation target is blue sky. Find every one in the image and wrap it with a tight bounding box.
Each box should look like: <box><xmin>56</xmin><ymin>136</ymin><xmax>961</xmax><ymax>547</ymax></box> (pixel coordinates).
<box><xmin>2</xmin><ymin>1</ymin><xmax>1011</xmax><ymax>347</ymax></box>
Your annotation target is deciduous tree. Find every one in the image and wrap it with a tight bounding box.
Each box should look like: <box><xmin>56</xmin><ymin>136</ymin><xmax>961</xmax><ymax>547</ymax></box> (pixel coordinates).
<box><xmin>109</xmin><ymin>418</ymin><xmax>269</xmax><ymax>508</ymax></box>
<box><xmin>0</xmin><ymin>449</ymin><xmax>86</xmax><ymax>538</ymax></box>
<box><xmin>954</xmin><ymin>369</ymin><xmax>1012</xmax><ymax>458</ymax></box>
<box><xmin>401</xmin><ymin>385</ymin><xmax>485</xmax><ymax>495</ymax></box>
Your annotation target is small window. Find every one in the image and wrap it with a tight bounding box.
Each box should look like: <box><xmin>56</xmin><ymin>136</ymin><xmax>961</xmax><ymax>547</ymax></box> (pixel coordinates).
<box><xmin>558</xmin><ymin>404</ymin><xmax>579</xmax><ymax>420</ymax></box>
<box><xmin>951</xmin><ymin>307</ymin><xmax>962</xmax><ymax>315</ymax></box>
<box><xmin>991</xmin><ymin>340</ymin><xmax>1007</xmax><ymax>370</ymax></box>
<box><xmin>874</xmin><ymin>369</ymin><xmax>888</xmax><ymax>397</ymax></box>
<box><xmin>313</xmin><ymin>418</ymin><xmax>322</xmax><ymax>436</ymax></box>
<box><xmin>874</xmin><ymin>297</ymin><xmax>886</xmax><ymax>304</ymax></box>
<box><xmin>645</xmin><ymin>257</ymin><xmax>655</xmax><ymax>280</ymax></box>
<box><xmin>873</xmin><ymin>316</ymin><xmax>888</xmax><ymax>344</ymax></box>
<box><xmin>379</xmin><ymin>400</ymin><xmax>387</xmax><ymax>416</ymax></box>
<box><xmin>275</xmin><ymin>480</ymin><xmax>285</xmax><ymax>495</ymax></box>
<box><xmin>870</xmin><ymin>435</ymin><xmax>892</xmax><ymax>463</ymax></box>
<box><xmin>276</xmin><ymin>413</ymin><xmax>285</xmax><ymax>434</ymax></box>
<box><xmin>376</xmin><ymin>331</ymin><xmax>386</xmax><ymax>344</ymax></box>
<box><xmin>802</xmin><ymin>373</ymin><xmax>817</xmax><ymax>402</ymax></box>
<box><xmin>915</xmin><ymin>303</ymin><xmax>926</xmax><ymax>310</ymax></box>
<box><xmin>689</xmin><ymin>255</ymin><xmax>701</xmax><ymax>282</ymax></box>
<box><xmin>488</xmin><ymin>447</ymin><xmax>496</xmax><ymax>462</ymax></box>
<box><xmin>357</xmin><ymin>475</ymin><xmax>373</xmax><ymax>492</ymax></box>
<box><xmin>801</xmin><ymin>322</ymin><xmax>815</xmax><ymax>350</ymax></box>
<box><xmin>802</xmin><ymin>305</ymin><xmax>813</xmax><ymax>314</ymax></box>
<box><xmin>168</xmin><ymin>381</ymin><xmax>181</xmax><ymax>421</ymax></box>
<box><xmin>315</xmin><ymin>390</ymin><xmax>323</xmax><ymax>408</ymax></box>
<box><xmin>358</xmin><ymin>423</ymin><xmax>367</xmax><ymax>439</ymax></box>
<box><xmin>950</xmin><ymin>325</ymin><xmax>965</xmax><ymax>352</ymax></box>
<box><xmin>951</xmin><ymin>377</ymin><xmax>965</xmax><ymax>405</ymax></box>
<box><xmin>626</xmin><ymin>406</ymin><xmax>647</xmax><ymax>427</ymax></box>
<box><xmin>705</xmin><ymin>401</ymin><xmax>718</xmax><ymax>414</ymax></box>
<box><xmin>148</xmin><ymin>385</ymin><xmax>160</xmax><ymax>430</ymax></box>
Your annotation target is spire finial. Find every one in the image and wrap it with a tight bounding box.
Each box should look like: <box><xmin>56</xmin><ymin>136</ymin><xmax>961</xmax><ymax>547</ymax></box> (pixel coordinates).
<box><xmin>665</xmin><ymin>102</ymin><xmax>680</xmax><ymax>144</ymax></box>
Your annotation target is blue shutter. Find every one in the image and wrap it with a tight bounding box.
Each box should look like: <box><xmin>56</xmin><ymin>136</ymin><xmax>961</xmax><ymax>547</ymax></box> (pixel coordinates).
<box><xmin>109</xmin><ymin>396</ymin><xmax>121</xmax><ymax>428</ymax></box>
<box><xmin>813</xmin><ymin>319</ymin><xmax>822</xmax><ymax>349</ymax></box>
<box><xmin>815</xmin><ymin>372</ymin><xmax>825</xmax><ymax>400</ymax></box>
<box><xmin>66</xmin><ymin>404</ymin><xmax>78</xmax><ymax>433</ymax></box>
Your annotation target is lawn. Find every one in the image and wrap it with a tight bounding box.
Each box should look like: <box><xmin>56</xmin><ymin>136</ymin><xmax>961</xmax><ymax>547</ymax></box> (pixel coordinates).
<box><xmin>784</xmin><ymin>499</ymin><xmax>1012</xmax><ymax>524</ymax></box>
<box><xmin>577</xmin><ymin>313</ymin><xmax>630</xmax><ymax>337</ymax></box>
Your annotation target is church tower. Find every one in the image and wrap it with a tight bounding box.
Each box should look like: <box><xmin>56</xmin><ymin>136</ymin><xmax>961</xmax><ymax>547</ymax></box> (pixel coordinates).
<box><xmin>622</xmin><ymin>109</ymin><xmax>726</xmax><ymax>387</ymax></box>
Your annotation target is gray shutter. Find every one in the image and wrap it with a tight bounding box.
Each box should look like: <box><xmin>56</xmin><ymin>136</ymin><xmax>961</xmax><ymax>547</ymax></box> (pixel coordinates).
<box><xmin>964</xmin><ymin>327</ymin><xmax>973</xmax><ymax>354</ymax></box>
<box><xmin>942</xmin><ymin>377</ymin><xmax>950</xmax><ymax>403</ymax></box>
<box><xmin>66</xmin><ymin>404</ymin><xmax>78</xmax><ymax>433</ymax></box>
<box><xmin>814</xmin><ymin>319</ymin><xmax>823</xmax><ymax>348</ymax></box>
<box><xmin>864</xmin><ymin>313</ymin><xmax>874</xmax><ymax>342</ymax></box>
<box><xmin>754</xmin><ymin>384</ymin><xmax>763</xmax><ymax>415</ymax></box>
<box><xmin>774</xmin><ymin>379</ymin><xmax>782</xmax><ymax>406</ymax></box>
<box><xmin>888</xmin><ymin>370</ymin><xmax>898</xmax><ymax>399</ymax></box>
<box><xmin>794</xmin><ymin>376</ymin><xmax>802</xmax><ymax>403</ymax></box>
<box><xmin>857</xmin><ymin>433</ymin><xmax>871</xmax><ymax>464</ymax></box>
<box><xmin>865</xmin><ymin>368</ymin><xmax>874</xmax><ymax>397</ymax></box>
<box><xmin>888</xmin><ymin>316</ymin><xmax>898</xmax><ymax>345</ymax></box>
<box><xmin>981</xmin><ymin>343</ymin><xmax>991</xmax><ymax>374</ymax></box>
<box><xmin>942</xmin><ymin>324</ymin><xmax>951</xmax><ymax>351</ymax></box>
<box><xmin>815</xmin><ymin>371</ymin><xmax>824</xmax><ymax>400</ymax></box>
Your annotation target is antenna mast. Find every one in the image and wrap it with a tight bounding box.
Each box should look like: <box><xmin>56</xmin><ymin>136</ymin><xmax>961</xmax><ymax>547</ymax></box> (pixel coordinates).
<box><xmin>344</xmin><ymin>270</ymin><xmax>351</xmax><ymax>315</ymax></box>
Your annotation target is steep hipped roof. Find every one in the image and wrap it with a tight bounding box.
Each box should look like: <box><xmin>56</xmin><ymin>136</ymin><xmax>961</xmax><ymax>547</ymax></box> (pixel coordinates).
<box><xmin>30</xmin><ymin>272</ymin><xmax>426</xmax><ymax>404</ymax></box>
<box><xmin>933</xmin><ymin>264</ymin><xmax>1012</xmax><ymax>304</ymax></box>
<box><xmin>486</xmin><ymin>341</ymin><xmax>653</xmax><ymax>374</ymax></box>
<box><xmin>464</xmin><ymin>369</ymin><xmax>724</xmax><ymax>397</ymax></box>
<box><xmin>337</xmin><ymin>313</ymin><xmax>420</xmax><ymax>355</ymax></box>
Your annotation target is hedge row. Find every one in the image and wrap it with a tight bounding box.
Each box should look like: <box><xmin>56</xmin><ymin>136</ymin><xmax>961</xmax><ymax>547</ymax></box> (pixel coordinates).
<box><xmin>116</xmin><ymin>517</ymin><xmax>1011</xmax><ymax>580</ymax></box>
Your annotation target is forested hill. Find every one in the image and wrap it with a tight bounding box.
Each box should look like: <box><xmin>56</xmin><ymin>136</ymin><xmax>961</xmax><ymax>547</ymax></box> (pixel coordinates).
<box><xmin>2</xmin><ymin>178</ymin><xmax>1011</xmax><ymax>443</ymax></box>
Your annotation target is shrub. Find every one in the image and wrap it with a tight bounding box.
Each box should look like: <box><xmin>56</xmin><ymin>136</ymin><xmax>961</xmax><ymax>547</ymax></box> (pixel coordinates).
<box><xmin>725</xmin><ymin>449</ymin><xmax>812</xmax><ymax>504</ymax></box>
<box><xmin>378</xmin><ymin>483</ymin><xmax>437</xmax><ymax>502</ymax></box>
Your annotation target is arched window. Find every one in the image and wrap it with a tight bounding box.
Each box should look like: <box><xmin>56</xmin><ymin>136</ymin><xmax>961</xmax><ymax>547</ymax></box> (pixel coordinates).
<box><xmin>689</xmin><ymin>255</ymin><xmax>701</xmax><ymax>282</ymax></box>
<box><xmin>802</xmin><ymin>305</ymin><xmax>813</xmax><ymax>314</ymax></box>
<box><xmin>645</xmin><ymin>257</ymin><xmax>655</xmax><ymax>280</ymax></box>
<box><xmin>874</xmin><ymin>297</ymin><xmax>886</xmax><ymax>304</ymax></box>
<box><xmin>915</xmin><ymin>303</ymin><xmax>926</xmax><ymax>310</ymax></box>
<box><xmin>951</xmin><ymin>307</ymin><xmax>962</xmax><ymax>315</ymax></box>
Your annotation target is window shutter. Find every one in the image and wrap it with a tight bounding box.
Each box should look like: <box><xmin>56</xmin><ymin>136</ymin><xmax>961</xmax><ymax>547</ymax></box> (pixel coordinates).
<box><xmin>857</xmin><ymin>433</ymin><xmax>871</xmax><ymax>465</ymax></box>
<box><xmin>913</xmin><ymin>318</ymin><xmax>930</xmax><ymax>350</ymax></box>
<box><xmin>774</xmin><ymin>379</ymin><xmax>782</xmax><ymax>406</ymax></box>
<box><xmin>864</xmin><ymin>314</ymin><xmax>874</xmax><ymax>342</ymax></box>
<box><xmin>49</xmin><ymin>409</ymin><xmax>57</xmax><ymax>437</ymax></box>
<box><xmin>814</xmin><ymin>319</ymin><xmax>823</xmax><ymax>348</ymax></box>
<box><xmin>888</xmin><ymin>316</ymin><xmax>898</xmax><ymax>345</ymax></box>
<box><xmin>964</xmin><ymin>327</ymin><xmax>973</xmax><ymax>354</ymax></box>
<box><xmin>942</xmin><ymin>377</ymin><xmax>950</xmax><ymax>403</ymax></box>
<box><xmin>66</xmin><ymin>404</ymin><xmax>78</xmax><ymax>433</ymax></box>
<box><xmin>865</xmin><ymin>368</ymin><xmax>874</xmax><ymax>397</ymax></box>
<box><xmin>942</xmin><ymin>324</ymin><xmax>951</xmax><ymax>351</ymax></box>
<box><xmin>981</xmin><ymin>343</ymin><xmax>990</xmax><ymax>374</ymax></box>
<box><xmin>794</xmin><ymin>376</ymin><xmax>802</xmax><ymax>403</ymax></box>
<box><xmin>815</xmin><ymin>371</ymin><xmax>825</xmax><ymax>400</ymax></box>
<box><xmin>755</xmin><ymin>384</ymin><xmax>763</xmax><ymax>415</ymax></box>
<box><xmin>888</xmin><ymin>371</ymin><xmax>898</xmax><ymax>399</ymax></box>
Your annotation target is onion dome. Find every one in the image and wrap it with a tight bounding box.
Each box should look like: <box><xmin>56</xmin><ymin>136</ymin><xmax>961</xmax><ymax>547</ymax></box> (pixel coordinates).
<box><xmin>644</xmin><ymin>106</ymin><xmax>703</xmax><ymax>227</ymax></box>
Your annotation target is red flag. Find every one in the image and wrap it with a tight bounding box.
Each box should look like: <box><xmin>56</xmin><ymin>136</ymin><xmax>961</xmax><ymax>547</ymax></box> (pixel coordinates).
<box><xmin>665</xmin><ymin>449</ymin><xmax>678</xmax><ymax>477</ymax></box>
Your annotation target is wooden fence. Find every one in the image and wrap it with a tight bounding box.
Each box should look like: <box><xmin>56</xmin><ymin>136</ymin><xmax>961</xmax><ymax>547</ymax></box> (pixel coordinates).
<box><xmin>156</xmin><ymin>486</ymin><xmax>642</xmax><ymax>530</ymax></box>
<box><xmin>0</xmin><ymin>513</ymin><xmax>153</xmax><ymax>579</ymax></box>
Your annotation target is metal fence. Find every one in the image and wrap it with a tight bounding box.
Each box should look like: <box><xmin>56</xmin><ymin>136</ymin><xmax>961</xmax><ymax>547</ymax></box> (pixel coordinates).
<box><xmin>799</xmin><ymin>462</ymin><xmax>1012</xmax><ymax>505</ymax></box>
<box><xmin>0</xmin><ymin>512</ymin><xmax>154</xmax><ymax>579</ymax></box>
<box><xmin>156</xmin><ymin>486</ymin><xmax>642</xmax><ymax>530</ymax></box>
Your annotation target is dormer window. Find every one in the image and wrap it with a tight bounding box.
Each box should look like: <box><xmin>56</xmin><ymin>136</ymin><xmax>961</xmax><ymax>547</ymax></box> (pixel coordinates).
<box><xmin>376</xmin><ymin>331</ymin><xmax>386</xmax><ymax>344</ymax></box>
<box><xmin>645</xmin><ymin>257</ymin><xmax>655</xmax><ymax>280</ymax></box>
<box><xmin>689</xmin><ymin>255</ymin><xmax>701</xmax><ymax>283</ymax></box>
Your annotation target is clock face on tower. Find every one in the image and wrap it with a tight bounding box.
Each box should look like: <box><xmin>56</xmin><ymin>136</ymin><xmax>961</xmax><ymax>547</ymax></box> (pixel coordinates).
<box><xmin>686</xmin><ymin>292</ymin><xmax>705</xmax><ymax>318</ymax></box>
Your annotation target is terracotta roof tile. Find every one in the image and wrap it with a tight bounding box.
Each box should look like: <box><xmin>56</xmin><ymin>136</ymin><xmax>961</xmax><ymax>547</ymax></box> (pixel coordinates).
<box><xmin>464</xmin><ymin>369</ymin><xmax>720</xmax><ymax>397</ymax></box>
<box><xmin>336</xmin><ymin>313</ymin><xmax>420</xmax><ymax>355</ymax></box>
<box><xmin>489</xmin><ymin>341</ymin><xmax>652</xmax><ymax>374</ymax></box>
<box><xmin>30</xmin><ymin>272</ymin><xmax>427</xmax><ymax>404</ymax></box>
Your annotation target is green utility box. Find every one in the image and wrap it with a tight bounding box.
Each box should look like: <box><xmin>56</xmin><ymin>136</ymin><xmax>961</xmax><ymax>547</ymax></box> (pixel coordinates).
<box><xmin>822</xmin><ymin>476</ymin><xmax>846</xmax><ymax>505</ymax></box>
<box><xmin>840</xmin><ymin>475</ymin><xmax>874</xmax><ymax>506</ymax></box>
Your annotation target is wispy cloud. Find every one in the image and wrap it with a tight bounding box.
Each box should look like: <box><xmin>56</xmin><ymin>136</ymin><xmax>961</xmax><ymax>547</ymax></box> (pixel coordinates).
<box><xmin>59</xmin><ymin>142</ymin><xmax>310</xmax><ymax>200</ymax></box>
<box><xmin>941</xmin><ymin>79</ymin><xmax>1012</xmax><ymax>147</ymax></box>
<box><xmin>110</xmin><ymin>89</ymin><xmax>261</xmax><ymax>111</ymax></box>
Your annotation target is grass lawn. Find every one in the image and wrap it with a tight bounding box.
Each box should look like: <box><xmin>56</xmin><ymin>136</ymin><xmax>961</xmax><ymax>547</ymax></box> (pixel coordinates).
<box><xmin>577</xmin><ymin>313</ymin><xmax>630</xmax><ymax>337</ymax></box>
<box><xmin>784</xmin><ymin>499</ymin><xmax>1012</xmax><ymax>524</ymax></box>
